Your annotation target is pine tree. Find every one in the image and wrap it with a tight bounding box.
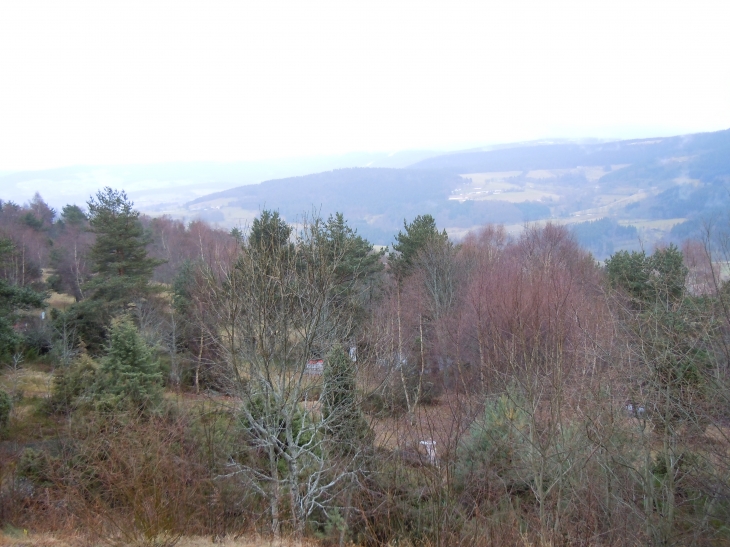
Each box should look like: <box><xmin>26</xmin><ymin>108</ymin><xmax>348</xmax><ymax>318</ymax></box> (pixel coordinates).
<box><xmin>86</xmin><ymin>187</ymin><xmax>163</xmax><ymax>303</ymax></box>
<box><xmin>322</xmin><ymin>344</ymin><xmax>371</xmax><ymax>455</ymax></box>
<box><xmin>96</xmin><ymin>317</ymin><xmax>162</xmax><ymax>411</ymax></box>
<box><xmin>606</xmin><ymin>245</ymin><xmax>706</xmax><ymax>432</ymax></box>
<box><xmin>605</xmin><ymin>244</ymin><xmax>687</xmax><ymax>307</ymax></box>
<box><xmin>249</xmin><ymin>210</ymin><xmax>292</xmax><ymax>256</ymax></box>
<box><xmin>323</xmin><ymin>212</ymin><xmax>383</xmax><ymax>285</ymax></box>
<box><xmin>60</xmin><ymin>204</ymin><xmax>88</xmax><ymax>226</ymax></box>
<box><xmin>61</xmin><ymin>188</ymin><xmax>163</xmax><ymax>351</ymax></box>
<box><xmin>391</xmin><ymin>214</ymin><xmax>448</xmax><ymax>278</ymax></box>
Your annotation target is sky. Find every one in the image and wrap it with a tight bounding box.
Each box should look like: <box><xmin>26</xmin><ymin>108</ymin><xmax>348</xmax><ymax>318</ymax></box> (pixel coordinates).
<box><xmin>1</xmin><ymin>0</ymin><xmax>729</xmax><ymax>171</ymax></box>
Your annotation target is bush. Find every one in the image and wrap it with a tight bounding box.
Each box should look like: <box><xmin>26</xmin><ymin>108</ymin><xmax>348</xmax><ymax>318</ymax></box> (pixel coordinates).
<box><xmin>362</xmin><ymin>391</ymin><xmax>389</xmax><ymax>416</ymax></box>
<box><xmin>374</xmin><ymin>374</ymin><xmax>442</xmax><ymax>416</ymax></box>
<box><xmin>0</xmin><ymin>389</ymin><xmax>11</xmax><ymax>430</ymax></box>
<box><xmin>50</xmin><ymin>355</ymin><xmax>97</xmax><ymax>413</ymax></box>
<box><xmin>17</xmin><ymin>448</ymin><xmax>53</xmax><ymax>486</ymax></box>
<box><xmin>349</xmin><ymin>456</ymin><xmax>451</xmax><ymax>546</ymax></box>
<box><xmin>455</xmin><ymin>390</ymin><xmax>532</xmax><ymax>504</ymax></box>
<box><xmin>58</xmin><ymin>411</ymin><xmax>212</xmax><ymax>544</ymax></box>
<box><xmin>22</xmin><ymin>323</ymin><xmax>53</xmax><ymax>357</ymax></box>
<box><xmin>417</xmin><ymin>380</ymin><xmax>442</xmax><ymax>405</ymax></box>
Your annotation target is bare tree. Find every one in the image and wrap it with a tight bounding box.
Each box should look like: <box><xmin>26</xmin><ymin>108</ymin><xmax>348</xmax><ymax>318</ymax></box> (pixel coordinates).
<box><xmin>199</xmin><ymin>211</ymin><xmax>377</xmax><ymax>539</ymax></box>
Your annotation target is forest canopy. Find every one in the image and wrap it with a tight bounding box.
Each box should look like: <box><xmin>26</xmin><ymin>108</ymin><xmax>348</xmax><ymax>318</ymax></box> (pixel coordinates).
<box><xmin>2</xmin><ymin>188</ymin><xmax>730</xmax><ymax>546</ymax></box>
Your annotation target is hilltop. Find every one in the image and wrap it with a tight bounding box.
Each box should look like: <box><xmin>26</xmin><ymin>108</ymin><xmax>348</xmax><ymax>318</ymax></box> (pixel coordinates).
<box><xmin>185</xmin><ymin>128</ymin><xmax>730</xmax><ymax>254</ymax></box>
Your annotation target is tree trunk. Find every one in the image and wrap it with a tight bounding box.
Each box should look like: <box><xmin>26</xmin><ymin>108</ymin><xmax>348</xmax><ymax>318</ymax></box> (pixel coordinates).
<box><xmin>268</xmin><ymin>445</ymin><xmax>281</xmax><ymax>540</ymax></box>
<box><xmin>196</xmin><ymin>332</ymin><xmax>204</xmax><ymax>394</ymax></box>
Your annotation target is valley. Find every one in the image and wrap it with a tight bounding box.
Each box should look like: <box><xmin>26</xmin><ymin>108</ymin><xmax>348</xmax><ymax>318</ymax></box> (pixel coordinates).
<box><xmin>179</xmin><ymin>129</ymin><xmax>729</xmax><ymax>257</ymax></box>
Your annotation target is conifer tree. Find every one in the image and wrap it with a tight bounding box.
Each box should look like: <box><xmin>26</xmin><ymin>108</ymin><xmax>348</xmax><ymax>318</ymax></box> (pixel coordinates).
<box><xmin>96</xmin><ymin>317</ymin><xmax>162</xmax><ymax>411</ymax></box>
<box><xmin>86</xmin><ymin>187</ymin><xmax>162</xmax><ymax>303</ymax></box>
<box><xmin>322</xmin><ymin>344</ymin><xmax>371</xmax><ymax>454</ymax></box>
<box><xmin>61</xmin><ymin>188</ymin><xmax>163</xmax><ymax>351</ymax></box>
<box><xmin>249</xmin><ymin>209</ymin><xmax>292</xmax><ymax>256</ymax></box>
<box><xmin>391</xmin><ymin>214</ymin><xmax>448</xmax><ymax>278</ymax></box>
<box><xmin>606</xmin><ymin>245</ymin><xmax>704</xmax><ymax>427</ymax></box>
<box><xmin>60</xmin><ymin>204</ymin><xmax>88</xmax><ymax>226</ymax></box>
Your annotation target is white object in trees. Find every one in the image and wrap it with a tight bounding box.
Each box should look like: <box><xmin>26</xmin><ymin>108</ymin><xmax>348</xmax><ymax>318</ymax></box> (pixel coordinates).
<box><xmin>420</xmin><ymin>440</ymin><xmax>437</xmax><ymax>465</ymax></box>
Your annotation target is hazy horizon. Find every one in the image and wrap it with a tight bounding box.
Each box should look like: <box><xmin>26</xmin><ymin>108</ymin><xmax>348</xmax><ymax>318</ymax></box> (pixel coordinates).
<box><xmin>2</xmin><ymin>0</ymin><xmax>728</xmax><ymax>172</ymax></box>
<box><xmin>2</xmin><ymin>127</ymin><xmax>725</xmax><ymax>213</ymax></box>
<box><xmin>0</xmin><ymin>126</ymin><xmax>722</xmax><ymax>174</ymax></box>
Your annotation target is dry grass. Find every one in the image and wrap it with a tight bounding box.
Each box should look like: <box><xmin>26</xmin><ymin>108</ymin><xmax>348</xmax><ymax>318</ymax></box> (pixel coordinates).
<box><xmin>0</xmin><ymin>530</ymin><xmax>81</xmax><ymax>547</ymax></box>
<box><xmin>39</xmin><ymin>270</ymin><xmax>77</xmax><ymax>310</ymax></box>
<box><xmin>0</xmin><ymin>532</ymin><xmax>323</xmax><ymax>547</ymax></box>
<box><xmin>524</xmin><ymin>166</ymin><xmax>613</xmax><ymax>182</ymax></box>
<box><xmin>177</xmin><ymin>535</ymin><xmax>322</xmax><ymax>547</ymax></box>
<box><xmin>47</xmin><ymin>292</ymin><xmax>75</xmax><ymax>310</ymax></box>
<box><xmin>0</xmin><ymin>369</ymin><xmax>53</xmax><ymax>398</ymax></box>
<box><xmin>704</xmin><ymin>424</ymin><xmax>730</xmax><ymax>445</ymax></box>
<box><xmin>370</xmin><ymin>392</ymin><xmax>479</xmax><ymax>464</ymax></box>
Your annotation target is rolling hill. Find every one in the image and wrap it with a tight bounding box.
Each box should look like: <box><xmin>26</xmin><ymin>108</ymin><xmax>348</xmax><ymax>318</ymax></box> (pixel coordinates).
<box><xmin>185</xmin><ymin>128</ymin><xmax>730</xmax><ymax>254</ymax></box>
<box><xmin>0</xmin><ymin>150</ymin><xmax>441</xmax><ymax>213</ymax></box>
<box><xmin>3</xmin><ymin>129</ymin><xmax>727</xmax><ymax>256</ymax></box>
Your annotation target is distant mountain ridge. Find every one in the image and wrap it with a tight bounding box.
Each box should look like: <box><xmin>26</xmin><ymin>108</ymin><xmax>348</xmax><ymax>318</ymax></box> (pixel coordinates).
<box><xmin>2</xmin><ymin>128</ymin><xmax>728</xmax><ymax>253</ymax></box>
<box><xmin>409</xmin><ymin>130</ymin><xmax>730</xmax><ymax>174</ymax></box>
<box><xmin>187</xmin><ymin>168</ymin><xmax>474</xmax><ymax>243</ymax></box>
<box><xmin>186</xmin><ymin>128</ymin><xmax>730</xmax><ymax>251</ymax></box>
<box><xmin>0</xmin><ymin>150</ymin><xmax>442</xmax><ymax>212</ymax></box>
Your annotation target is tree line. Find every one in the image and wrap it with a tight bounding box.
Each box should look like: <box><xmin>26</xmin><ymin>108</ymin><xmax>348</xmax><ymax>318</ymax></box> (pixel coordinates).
<box><xmin>1</xmin><ymin>188</ymin><xmax>730</xmax><ymax>546</ymax></box>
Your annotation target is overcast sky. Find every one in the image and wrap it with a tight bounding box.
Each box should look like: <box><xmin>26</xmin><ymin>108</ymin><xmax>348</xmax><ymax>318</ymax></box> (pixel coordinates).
<box><xmin>1</xmin><ymin>0</ymin><xmax>728</xmax><ymax>171</ymax></box>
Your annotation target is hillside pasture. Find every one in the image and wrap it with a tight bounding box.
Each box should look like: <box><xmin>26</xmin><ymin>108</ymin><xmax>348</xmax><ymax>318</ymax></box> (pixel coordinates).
<box><xmin>453</xmin><ymin>172</ymin><xmax>559</xmax><ymax>203</ymax></box>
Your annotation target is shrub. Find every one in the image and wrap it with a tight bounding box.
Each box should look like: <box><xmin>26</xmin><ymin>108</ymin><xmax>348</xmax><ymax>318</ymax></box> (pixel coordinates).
<box><xmin>17</xmin><ymin>447</ymin><xmax>53</xmax><ymax>486</ymax></box>
<box><xmin>22</xmin><ymin>323</ymin><xmax>53</xmax><ymax>357</ymax></box>
<box><xmin>59</xmin><ymin>412</ymin><xmax>211</xmax><ymax>544</ymax></box>
<box><xmin>0</xmin><ymin>389</ymin><xmax>11</xmax><ymax>430</ymax></box>
<box><xmin>456</xmin><ymin>389</ymin><xmax>532</xmax><ymax>504</ymax></box>
<box><xmin>50</xmin><ymin>355</ymin><xmax>97</xmax><ymax>413</ymax></box>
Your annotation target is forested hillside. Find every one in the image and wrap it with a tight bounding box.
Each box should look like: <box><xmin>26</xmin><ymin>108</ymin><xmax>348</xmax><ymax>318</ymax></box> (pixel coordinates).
<box><xmin>3</xmin><ymin>128</ymin><xmax>728</xmax><ymax>256</ymax></box>
<box><xmin>2</xmin><ymin>188</ymin><xmax>730</xmax><ymax>546</ymax></box>
<box><xmin>188</xmin><ymin>128</ymin><xmax>730</xmax><ymax>254</ymax></box>
<box><xmin>0</xmin><ymin>150</ymin><xmax>442</xmax><ymax>216</ymax></box>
